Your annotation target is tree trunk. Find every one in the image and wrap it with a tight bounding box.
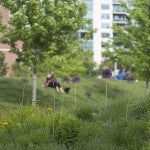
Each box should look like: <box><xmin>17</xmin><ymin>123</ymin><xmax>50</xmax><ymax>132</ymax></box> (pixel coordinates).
<box><xmin>32</xmin><ymin>67</ymin><xmax>37</xmax><ymax>106</ymax></box>
<box><xmin>146</xmin><ymin>78</ymin><xmax>149</xmax><ymax>96</ymax></box>
<box><xmin>114</xmin><ymin>62</ymin><xmax>117</xmax><ymax>72</ymax></box>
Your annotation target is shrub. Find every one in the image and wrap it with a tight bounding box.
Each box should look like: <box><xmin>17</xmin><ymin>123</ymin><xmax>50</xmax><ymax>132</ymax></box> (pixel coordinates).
<box><xmin>126</xmin><ymin>120</ymin><xmax>149</xmax><ymax>149</ymax></box>
<box><xmin>99</xmin><ymin>99</ymin><xmax>127</xmax><ymax>122</ymax></box>
<box><xmin>77</xmin><ymin>122</ymin><xmax>104</xmax><ymax>143</ymax></box>
<box><xmin>48</xmin><ymin>112</ymin><xmax>81</xmax><ymax>148</ymax></box>
<box><xmin>103</xmin><ymin>113</ymin><xmax>149</xmax><ymax>149</ymax></box>
<box><xmin>11</xmin><ymin>63</ymin><xmax>31</xmax><ymax>77</ymax></box>
<box><xmin>74</xmin><ymin>137</ymin><xmax>125</xmax><ymax>150</ymax></box>
<box><xmin>129</xmin><ymin>99</ymin><xmax>150</xmax><ymax>120</ymax></box>
<box><xmin>75</xmin><ymin>104</ymin><xmax>98</xmax><ymax>121</ymax></box>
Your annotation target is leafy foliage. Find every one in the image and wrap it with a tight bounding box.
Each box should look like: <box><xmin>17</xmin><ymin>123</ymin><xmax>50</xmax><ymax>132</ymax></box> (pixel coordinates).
<box><xmin>11</xmin><ymin>62</ymin><xmax>30</xmax><ymax>77</ymax></box>
<box><xmin>0</xmin><ymin>52</ymin><xmax>8</xmax><ymax>76</ymax></box>
<box><xmin>48</xmin><ymin>112</ymin><xmax>81</xmax><ymax>148</ymax></box>
<box><xmin>40</xmin><ymin>48</ymin><xmax>91</xmax><ymax>77</ymax></box>
<box><xmin>0</xmin><ymin>0</ymin><xmax>89</xmax><ymax>105</ymax></box>
<box><xmin>103</xmin><ymin>0</ymin><xmax>150</xmax><ymax>94</ymax></box>
<box><xmin>0</xmin><ymin>77</ymin><xmax>150</xmax><ymax>149</ymax></box>
<box><xmin>0</xmin><ymin>0</ymin><xmax>87</xmax><ymax>67</ymax></box>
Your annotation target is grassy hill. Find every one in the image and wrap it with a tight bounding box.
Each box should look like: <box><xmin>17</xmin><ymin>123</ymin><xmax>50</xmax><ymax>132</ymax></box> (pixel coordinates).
<box><xmin>0</xmin><ymin>77</ymin><xmax>146</xmax><ymax>109</ymax></box>
<box><xmin>0</xmin><ymin>77</ymin><xmax>149</xmax><ymax>150</ymax></box>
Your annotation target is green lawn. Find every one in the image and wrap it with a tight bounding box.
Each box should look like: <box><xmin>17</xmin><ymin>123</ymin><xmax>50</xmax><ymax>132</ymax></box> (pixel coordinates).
<box><xmin>0</xmin><ymin>77</ymin><xmax>149</xmax><ymax>150</ymax></box>
<box><xmin>0</xmin><ymin>77</ymin><xmax>146</xmax><ymax>109</ymax></box>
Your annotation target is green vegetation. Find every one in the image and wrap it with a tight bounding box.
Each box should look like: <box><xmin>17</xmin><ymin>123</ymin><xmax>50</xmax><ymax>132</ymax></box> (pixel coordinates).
<box><xmin>0</xmin><ymin>77</ymin><xmax>149</xmax><ymax>150</ymax></box>
<box><xmin>103</xmin><ymin>0</ymin><xmax>150</xmax><ymax>95</ymax></box>
<box><xmin>0</xmin><ymin>52</ymin><xmax>7</xmax><ymax>76</ymax></box>
<box><xmin>0</xmin><ymin>0</ymin><xmax>91</xmax><ymax>105</ymax></box>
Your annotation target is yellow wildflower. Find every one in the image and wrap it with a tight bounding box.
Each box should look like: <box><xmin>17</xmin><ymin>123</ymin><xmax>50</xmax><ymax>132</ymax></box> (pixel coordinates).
<box><xmin>47</xmin><ymin>107</ymin><xmax>52</xmax><ymax>111</ymax></box>
<box><xmin>2</xmin><ymin>122</ymin><xmax>8</xmax><ymax>126</ymax></box>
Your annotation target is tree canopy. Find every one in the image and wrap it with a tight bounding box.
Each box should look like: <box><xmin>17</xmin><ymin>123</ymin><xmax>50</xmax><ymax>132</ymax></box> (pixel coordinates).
<box><xmin>103</xmin><ymin>0</ymin><xmax>150</xmax><ymax>94</ymax></box>
<box><xmin>0</xmin><ymin>0</ymin><xmax>89</xmax><ymax>105</ymax></box>
<box><xmin>0</xmin><ymin>0</ymin><xmax>87</xmax><ymax>66</ymax></box>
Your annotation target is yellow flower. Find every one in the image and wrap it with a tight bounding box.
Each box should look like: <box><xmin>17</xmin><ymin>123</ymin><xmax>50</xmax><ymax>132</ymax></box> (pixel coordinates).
<box><xmin>47</xmin><ymin>107</ymin><xmax>52</xmax><ymax>111</ymax></box>
<box><xmin>2</xmin><ymin>122</ymin><xmax>8</xmax><ymax>126</ymax></box>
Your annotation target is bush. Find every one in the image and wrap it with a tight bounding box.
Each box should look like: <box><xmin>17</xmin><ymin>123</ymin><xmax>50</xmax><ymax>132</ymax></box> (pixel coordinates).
<box><xmin>99</xmin><ymin>98</ymin><xmax>127</xmax><ymax>122</ymax></box>
<box><xmin>77</xmin><ymin>122</ymin><xmax>104</xmax><ymax>143</ymax></box>
<box><xmin>129</xmin><ymin>100</ymin><xmax>150</xmax><ymax>120</ymax></box>
<box><xmin>48</xmin><ymin>112</ymin><xmax>81</xmax><ymax>148</ymax></box>
<box><xmin>75</xmin><ymin>107</ymin><xmax>93</xmax><ymax>121</ymax></box>
<box><xmin>75</xmin><ymin>136</ymin><xmax>125</xmax><ymax>150</ymax></box>
<box><xmin>75</xmin><ymin>104</ymin><xmax>98</xmax><ymax>121</ymax></box>
<box><xmin>11</xmin><ymin>63</ymin><xmax>31</xmax><ymax>77</ymax></box>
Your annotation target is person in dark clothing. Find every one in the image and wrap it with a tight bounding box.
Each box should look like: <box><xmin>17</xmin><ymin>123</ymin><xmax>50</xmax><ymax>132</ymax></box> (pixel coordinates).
<box><xmin>45</xmin><ymin>70</ymin><xmax>70</xmax><ymax>94</ymax></box>
<box><xmin>125</xmin><ymin>70</ymin><xmax>135</xmax><ymax>82</ymax></box>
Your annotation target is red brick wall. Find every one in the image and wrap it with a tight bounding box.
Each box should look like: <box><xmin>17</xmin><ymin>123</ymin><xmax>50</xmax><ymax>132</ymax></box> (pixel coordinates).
<box><xmin>0</xmin><ymin>6</ymin><xmax>23</xmax><ymax>76</ymax></box>
<box><xmin>3</xmin><ymin>52</ymin><xmax>18</xmax><ymax>76</ymax></box>
<box><xmin>0</xmin><ymin>6</ymin><xmax>10</xmax><ymax>50</ymax></box>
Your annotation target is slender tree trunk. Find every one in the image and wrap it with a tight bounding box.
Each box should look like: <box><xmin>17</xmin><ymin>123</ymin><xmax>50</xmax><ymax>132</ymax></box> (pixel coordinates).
<box><xmin>32</xmin><ymin>67</ymin><xmax>37</xmax><ymax>106</ymax></box>
<box><xmin>114</xmin><ymin>62</ymin><xmax>117</xmax><ymax>72</ymax></box>
<box><xmin>146</xmin><ymin>78</ymin><xmax>149</xmax><ymax>96</ymax></box>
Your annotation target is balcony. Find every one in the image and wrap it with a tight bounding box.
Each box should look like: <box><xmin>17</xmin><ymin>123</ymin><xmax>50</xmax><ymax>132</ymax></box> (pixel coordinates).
<box><xmin>113</xmin><ymin>17</ymin><xmax>127</xmax><ymax>24</ymax></box>
<box><xmin>113</xmin><ymin>20</ymin><xmax>127</xmax><ymax>25</ymax></box>
<box><xmin>113</xmin><ymin>0</ymin><xmax>127</xmax><ymax>4</ymax></box>
<box><xmin>113</xmin><ymin>3</ymin><xmax>127</xmax><ymax>14</ymax></box>
<box><xmin>113</xmin><ymin>0</ymin><xmax>121</xmax><ymax>4</ymax></box>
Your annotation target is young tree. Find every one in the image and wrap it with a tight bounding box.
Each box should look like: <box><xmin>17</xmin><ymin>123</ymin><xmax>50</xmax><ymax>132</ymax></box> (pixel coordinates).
<box><xmin>103</xmin><ymin>0</ymin><xmax>150</xmax><ymax>95</ymax></box>
<box><xmin>0</xmin><ymin>0</ymin><xmax>87</xmax><ymax>105</ymax></box>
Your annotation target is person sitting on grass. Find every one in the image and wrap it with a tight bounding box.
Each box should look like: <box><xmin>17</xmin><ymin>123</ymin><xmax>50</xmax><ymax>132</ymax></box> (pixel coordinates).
<box><xmin>45</xmin><ymin>70</ymin><xmax>70</xmax><ymax>94</ymax></box>
<box><xmin>117</xmin><ymin>68</ymin><xmax>126</xmax><ymax>80</ymax></box>
<box><xmin>125</xmin><ymin>69</ymin><xmax>135</xmax><ymax>82</ymax></box>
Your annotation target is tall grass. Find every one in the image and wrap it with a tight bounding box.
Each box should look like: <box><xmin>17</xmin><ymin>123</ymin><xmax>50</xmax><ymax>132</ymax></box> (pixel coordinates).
<box><xmin>0</xmin><ymin>77</ymin><xmax>149</xmax><ymax>149</ymax></box>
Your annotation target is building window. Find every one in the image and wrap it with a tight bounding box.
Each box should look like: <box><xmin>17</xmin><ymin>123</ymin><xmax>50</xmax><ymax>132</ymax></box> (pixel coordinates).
<box><xmin>113</xmin><ymin>0</ymin><xmax>119</xmax><ymax>2</ymax></box>
<box><xmin>101</xmin><ymin>14</ymin><xmax>110</xmax><ymax>19</ymax></box>
<box><xmin>101</xmin><ymin>33</ymin><xmax>110</xmax><ymax>38</ymax></box>
<box><xmin>82</xmin><ymin>0</ymin><xmax>93</xmax><ymax>2</ymax></box>
<box><xmin>113</xmin><ymin>15</ymin><xmax>127</xmax><ymax>22</ymax></box>
<box><xmin>85</xmin><ymin>13</ymin><xmax>93</xmax><ymax>19</ymax></box>
<box><xmin>87</xmin><ymin>3</ymin><xmax>93</xmax><ymax>12</ymax></box>
<box><xmin>83</xmin><ymin>41</ymin><xmax>93</xmax><ymax>49</ymax></box>
<box><xmin>82</xmin><ymin>23</ymin><xmax>93</xmax><ymax>30</ymax></box>
<box><xmin>113</xmin><ymin>4</ymin><xmax>126</xmax><ymax>12</ymax></box>
<box><xmin>101</xmin><ymin>23</ymin><xmax>110</xmax><ymax>29</ymax></box>
<box><xmin>81</xmin><ymin>32</ymin><xmax>86</xmax><ymax>38</ymax></box>
<box><xmin>101</xmin><ymin>4</ymin><xmax>110</xmax><ymax>9</ymax></box>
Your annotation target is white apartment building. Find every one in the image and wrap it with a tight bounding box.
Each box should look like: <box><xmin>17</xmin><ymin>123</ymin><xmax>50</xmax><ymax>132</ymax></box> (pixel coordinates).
<box><xmin>79</xmin><ymin>0</ymin><xmax>132</xmax><ymax>66</ymax></box>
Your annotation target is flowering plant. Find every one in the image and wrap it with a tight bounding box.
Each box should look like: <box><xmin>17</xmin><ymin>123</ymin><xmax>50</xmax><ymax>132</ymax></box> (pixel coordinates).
<box><xmin>102</xmin><ymin>69</ymin><xmax>112</xmax><ymax>78</ymax></box>
<box><xmin>61</xmin><ymin>76</ymin><xmax>70</xmax><ymax>83</ymax></box>
<box><xmin>102</xmin><ymin>69</ymin><xmax>112</xmax><ymax>109</ymax></box>
<box><xmin>71</xmin><ymin>76</ymin><xmax>80</xmax><ymax>83</ymax></box>
<box><xmin>84</xmin><ymin>91</ymin><xmax>92</xmax><ymax>99</ymax></box>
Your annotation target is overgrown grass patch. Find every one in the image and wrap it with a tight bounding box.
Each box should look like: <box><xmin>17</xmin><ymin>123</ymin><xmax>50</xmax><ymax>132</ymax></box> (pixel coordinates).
<box><xmin>0</xmin><ymin>77</ymin><xmax>149</xmax><ymax>149</ymax></box>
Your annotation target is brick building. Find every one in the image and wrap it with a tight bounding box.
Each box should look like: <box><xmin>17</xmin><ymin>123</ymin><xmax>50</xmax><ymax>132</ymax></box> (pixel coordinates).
<box><xmin>0</xmin><ymin>6</ymin><xmax>22</xmax><ymax>76</ymax></box>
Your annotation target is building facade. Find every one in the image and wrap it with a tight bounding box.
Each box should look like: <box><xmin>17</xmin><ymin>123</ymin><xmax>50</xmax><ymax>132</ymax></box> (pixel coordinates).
<box><xmin>0</xmin><ymin>1</ymin><xmax>132</xmax><ymax>75</ymax></box>
<box><xmin>0</xmin><ymin>6</ymin><xmax>23</xmax><ymax>76</ymax></box>
<box><xmin>0</xmin><ymin>6</ymin><xmax>16</xmax><ymax>76</ymax></box>
<box><xmin>80</xmin><ymin>0</ymin><xmax>131</xmax><ymax>66</ymax></box>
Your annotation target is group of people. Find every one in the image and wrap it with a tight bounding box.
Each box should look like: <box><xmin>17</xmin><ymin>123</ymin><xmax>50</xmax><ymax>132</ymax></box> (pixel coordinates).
<box><xmin>45</xmin><ymin>70</ymin><xmax>70</xmax><ymax>94</ymax></box>
<box><xmin>111</xmin><ymin>68</ymin><xmax>135</xmax><ymax>82</ymax></box>
<box><xmin>45</xmin><ymin>67</ymin><xmax>135</xmax><ymax>94</ymax></box>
